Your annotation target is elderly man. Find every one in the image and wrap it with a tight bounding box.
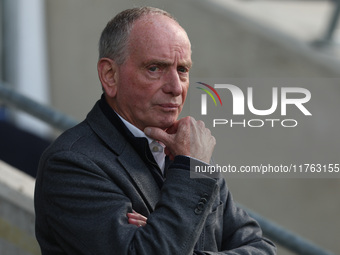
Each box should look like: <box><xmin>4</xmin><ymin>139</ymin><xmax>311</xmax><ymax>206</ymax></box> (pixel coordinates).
<box><xmin>34</xmin><ymin>7</ymin><xmax>276</xmax><ymax>255</ymax></box>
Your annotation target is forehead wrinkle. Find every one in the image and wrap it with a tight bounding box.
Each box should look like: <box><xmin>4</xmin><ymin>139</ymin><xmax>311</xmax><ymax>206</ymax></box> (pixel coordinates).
<box><xmin>127</xmin><ymin>14</ymin><xmax>191</xmax><ymax>57</ymax></box>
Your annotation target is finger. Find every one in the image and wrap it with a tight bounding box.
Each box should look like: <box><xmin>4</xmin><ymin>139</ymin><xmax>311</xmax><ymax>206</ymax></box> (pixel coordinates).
<box><xmin>128</xmin><ymin>212</ymin><xmax>147</xmax><ymax>222</ymax></box>
<box><xmin>165</xmin><ymin>120</ymin><xmax>180</xmax><ymax>134</ymax></box>
<box><xmin>164</xmin><ymin>147</ymin><xmax>174</xmax><ymax>161</ymax></box>
<box><xmin>144</xmin><ymin>127</ymin><xmax>172</xmax><ymax>145</ymax></box>
<box><xmin>132</xmin><ymin>210</ymin><xmax>147</xmax><ymax>221</ymax></box>
<box><xmin>128</xmin><ymin>218</ymin><xmax>147</xmax><ymax>227</ymax></box>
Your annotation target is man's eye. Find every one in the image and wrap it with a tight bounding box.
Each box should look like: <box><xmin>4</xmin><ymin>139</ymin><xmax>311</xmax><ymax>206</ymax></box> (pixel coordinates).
<box><xmin>148</xmin><ymin>66</ymin><xmax>159</xmax><ymax>72</ymax></box>
<box><xmin>178</xmin><ymin>66</ymin><xmax>188</xmax><ymax>73</ymax></box>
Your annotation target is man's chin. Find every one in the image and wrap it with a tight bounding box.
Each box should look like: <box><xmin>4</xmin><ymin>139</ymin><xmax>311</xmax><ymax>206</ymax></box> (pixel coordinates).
<box><xmin>156</xmin><ymin>120</ymin><xmax>177</xmax><ymax>131</ymax></box>
<box><xmin>144</xmin><ymin>114</ymin><xmax>179</xmax><ymax>130</ymax></box>
<box><xmin>159</xmin><ymin>123</ymin><xmax>175</xmax><ymax>131</ymax></box>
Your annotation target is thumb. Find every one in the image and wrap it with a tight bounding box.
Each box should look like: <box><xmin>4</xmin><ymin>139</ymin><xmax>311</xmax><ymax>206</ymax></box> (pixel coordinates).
<box><xmin>144</xmin><ymin>127</ymin><xmax>171</xmax><ymax>145</ymax></box>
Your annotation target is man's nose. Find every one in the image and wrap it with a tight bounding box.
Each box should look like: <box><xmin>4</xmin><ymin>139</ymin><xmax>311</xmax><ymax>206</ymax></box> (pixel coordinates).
<box><xmin>162</xmin><ymin>69</ymin><xmax>183</xmax><ymax>96</ymax></box>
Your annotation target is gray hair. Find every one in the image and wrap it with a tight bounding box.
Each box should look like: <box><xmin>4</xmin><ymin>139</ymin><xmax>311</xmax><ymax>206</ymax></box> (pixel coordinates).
<box><xmin>99</xmin><ymin>7</ymin><xmax>176</xmax><ymax>65</ymax></box>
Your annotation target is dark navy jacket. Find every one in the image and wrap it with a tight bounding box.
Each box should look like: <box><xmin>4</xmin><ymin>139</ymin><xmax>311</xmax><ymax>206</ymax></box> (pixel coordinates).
<box><xmin>34</xmin><ymin>99</ymin><xmax>276</xmax><ymax>255</ymax></box>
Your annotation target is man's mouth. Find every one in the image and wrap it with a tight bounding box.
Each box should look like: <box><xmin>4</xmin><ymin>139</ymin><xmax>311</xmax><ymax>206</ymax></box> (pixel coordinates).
<box><xmin>158</xmin><ymin>103</ymin><xmax>180</xmax><ymax>111</ymax></box>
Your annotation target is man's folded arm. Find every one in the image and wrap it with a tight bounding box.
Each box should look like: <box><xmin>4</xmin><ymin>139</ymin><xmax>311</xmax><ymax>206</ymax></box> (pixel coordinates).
<box><xmin>38</xmin><ymin>151</ymin><xmax>220</xmax><ymax>255</ymax></box>
<box><xmin>170</xmin><ymin>156</ymin><xmax>276</xmax><ymax>255</ymax></box>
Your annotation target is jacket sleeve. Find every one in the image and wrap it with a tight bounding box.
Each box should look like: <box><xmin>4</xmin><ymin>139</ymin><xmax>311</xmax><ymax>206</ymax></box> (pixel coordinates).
<box><xmin>196</xmin><ymin>177</ymin><xmax>277</xmax><ymax>254</ymax></box>
<box><xmin>173</xmin><ymin>157</ymin><xmax>276</xmax><ymax>255</ymax></box>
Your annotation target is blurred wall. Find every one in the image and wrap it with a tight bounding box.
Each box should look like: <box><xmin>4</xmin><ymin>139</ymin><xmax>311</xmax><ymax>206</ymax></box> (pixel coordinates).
<box><xmin>45</xmin><ymin>0</ymin><xmax>340</xmax><ymax>119</ymax></box>
<box><xmin>0</xmin><ymin>161</ymin><xmax>38</xmax><ymax>255</ymax></box>
<box><xmin>45</xmin><ymin>1</ymin><xmax>340</xmax><ymax>254</ymax></box>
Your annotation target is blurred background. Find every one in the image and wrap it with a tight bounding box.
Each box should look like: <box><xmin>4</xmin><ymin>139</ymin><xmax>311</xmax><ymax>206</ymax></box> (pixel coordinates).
<box><xmin>1</xmin><ymin>0</ymin><xmax>340</xmax><ymax>254</ymax></box>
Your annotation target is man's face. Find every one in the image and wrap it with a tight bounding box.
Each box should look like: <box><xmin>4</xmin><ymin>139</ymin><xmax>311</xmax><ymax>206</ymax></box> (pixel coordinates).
<box><xmin>110</xmin><ymin>15</ymin><xmax>192</xmax><ymax>131</ymax></box>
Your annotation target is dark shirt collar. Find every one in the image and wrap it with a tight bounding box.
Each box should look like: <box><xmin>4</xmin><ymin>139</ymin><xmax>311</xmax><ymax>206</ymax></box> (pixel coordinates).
<box><xmin>98</xmin><ymin>94</ymin><xmax>134</xmax><ymax>141</ymax></box>
<box><xmin>98</xmin><ymin>94</ymin><xmax>162</xmax><ymax>169</ymax></box>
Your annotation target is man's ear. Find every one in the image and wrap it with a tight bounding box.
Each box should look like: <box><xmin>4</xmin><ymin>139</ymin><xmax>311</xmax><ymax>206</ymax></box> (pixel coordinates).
<box><xmin>97</xmin><ymin>58</ymin><xmax>119</xmax><ymax>97</ymax></box>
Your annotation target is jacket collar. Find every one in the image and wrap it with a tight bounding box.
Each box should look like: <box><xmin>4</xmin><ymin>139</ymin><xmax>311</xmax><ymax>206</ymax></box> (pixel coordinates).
<box><xmin>85</xmin><ymin>96</ymin><xmax>161</xmax><ymax>211</ymax></box>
